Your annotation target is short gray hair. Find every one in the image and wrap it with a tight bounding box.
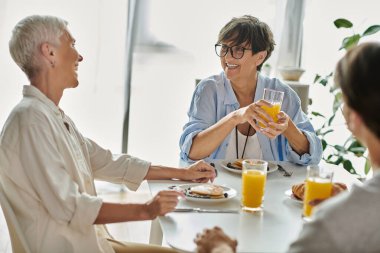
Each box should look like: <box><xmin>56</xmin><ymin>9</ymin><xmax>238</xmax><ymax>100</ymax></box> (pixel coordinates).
<box><xmin>9</xmin><ymin>15</ymin><xmax>68</xmax><ymax>79</ymax></box>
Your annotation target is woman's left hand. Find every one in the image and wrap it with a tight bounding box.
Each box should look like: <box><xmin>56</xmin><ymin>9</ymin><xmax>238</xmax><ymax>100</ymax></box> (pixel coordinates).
<box><xmin>183</xmin><ymin>160</ymin><xmax>216</xmax><ymax>183</ymax></box>
<box><xmin>258</xmin><ymin>111</ymin><xmax>290</xmax><ymax>139</ymax></box>
<box><xmin>195</xmin><ymin>226</ymin><xmax>238</xmax><ymax>253</ymax></box>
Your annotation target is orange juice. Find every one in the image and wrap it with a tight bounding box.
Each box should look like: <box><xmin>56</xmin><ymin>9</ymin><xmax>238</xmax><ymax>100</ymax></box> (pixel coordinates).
<box><xmin>241</xmin><ymin>170</ymin><xmax>266</xmax><ymax>208</ymax></box>
<box><xmin>259</xmin><ymin>103</ymin><xmax>281</xmax><ymax>128</ymax></box>
<box><xmin>303</xmin><ymin>178</ymin><xmax>333</xmax><ymax>217</ymax></box>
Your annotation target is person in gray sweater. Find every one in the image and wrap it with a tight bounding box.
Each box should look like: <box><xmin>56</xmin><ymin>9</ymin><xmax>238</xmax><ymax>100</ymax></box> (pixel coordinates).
<box><xmin>195</xmin><ymin>42</ymin><xmax>380</xmax><ymax>253</ymax></box>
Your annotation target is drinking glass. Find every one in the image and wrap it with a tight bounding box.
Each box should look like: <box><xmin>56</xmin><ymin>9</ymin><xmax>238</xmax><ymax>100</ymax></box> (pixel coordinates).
<box><xmin>303</xmin><ymin>165</ymin><xmax>334</xmax><ymax>220</ymax></box>
<box><xmin>259</xmin><ymin>88</ymin><xmax>284</xmax><ymax>128</ymax></box>
<box><xmin>241</xmin><ymin>159</ymin><xmax>268</xmax><ymax>212</ymax></box>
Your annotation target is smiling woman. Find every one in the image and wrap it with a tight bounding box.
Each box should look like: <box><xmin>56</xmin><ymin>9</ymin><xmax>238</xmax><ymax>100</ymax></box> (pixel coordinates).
<box><xmin>179</xmin><ymin>15</ymin><xmax>322</xmax><ymax>166</ymax></box>
<box><xmin>49</xmin><ymin>31</ymin><xmax>83</xmax><ymax>90</ymax></box>
<box><xmin>8</xmin><ymin>17</ymin><xmax>84</xmax><ymax>105</ymax></box>
<box><xmin>0</xmin><ymin>14</ymin><xmax>218</xmax><ymax>253</ymax></box>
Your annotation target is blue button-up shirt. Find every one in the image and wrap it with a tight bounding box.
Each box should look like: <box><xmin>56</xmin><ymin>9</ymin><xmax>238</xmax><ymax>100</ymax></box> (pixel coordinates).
<box><xmin>179</xmin><ymin>72</ymin><xmax>322</xmax><ymax>165</ymax></box>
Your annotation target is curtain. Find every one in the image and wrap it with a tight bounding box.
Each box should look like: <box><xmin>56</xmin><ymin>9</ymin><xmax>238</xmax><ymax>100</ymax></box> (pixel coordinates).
<box><xmin>273</xmin><ymin>0</ymin><xmax>305</xmax><ymax>75</ymax></box>
<box><xmin>122</xmin><ymin>0</ymin><xmax>138</xmax><ymax>153</ymax></box>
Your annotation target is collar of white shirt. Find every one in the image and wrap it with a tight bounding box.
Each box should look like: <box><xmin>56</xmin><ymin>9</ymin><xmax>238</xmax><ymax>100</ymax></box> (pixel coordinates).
<box><xmin>23</xmin><ymin>85</ymin><xmax>61</xmax><ymax>116</ymax></box>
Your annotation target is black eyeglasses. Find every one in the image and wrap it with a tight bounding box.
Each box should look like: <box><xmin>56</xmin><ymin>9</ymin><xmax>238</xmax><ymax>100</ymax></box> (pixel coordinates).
<box><xmin>215</xmin><ymin>44</ymin><xmax>252</xmax><ymax>59</ymax></box>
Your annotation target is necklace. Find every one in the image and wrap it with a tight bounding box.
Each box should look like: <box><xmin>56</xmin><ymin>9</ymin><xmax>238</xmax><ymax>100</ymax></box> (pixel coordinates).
<box><xmin>235</xmin><ymin>124</ymin><xmax>252</xmax><ymax>159</ymax></box>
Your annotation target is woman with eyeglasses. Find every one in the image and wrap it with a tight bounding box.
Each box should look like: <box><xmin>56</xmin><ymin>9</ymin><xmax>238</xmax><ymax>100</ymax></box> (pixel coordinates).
<box><xmin>196</xmin><ymin>42</ymin><xmax>380</xmax><ymax>253</ymax></box>
<box><xmin>179</xmin><ymin>15</ymin><xmax>322</xmax><ymax>165</ymax></box>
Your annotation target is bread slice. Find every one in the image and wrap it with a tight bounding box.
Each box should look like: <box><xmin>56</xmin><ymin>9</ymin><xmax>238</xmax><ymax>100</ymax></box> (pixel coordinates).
<box><xmin>190</xmin><ymin>184</ymin><xmax>224</xmax><ymax>196</ymax></box>
<box><xmin>232</xmin><ymin>159</ymin><xmax>244</xmax><ymax>169</ymax></box>
<box><xmin>291</xmin><ymin>182</ymin><xmax>348</xmax><ymax>200</ymax></box>
<box><xmin>291</xmin><ymin>183</ymin><xmax>305</xmax><ymax>200</ymax></box>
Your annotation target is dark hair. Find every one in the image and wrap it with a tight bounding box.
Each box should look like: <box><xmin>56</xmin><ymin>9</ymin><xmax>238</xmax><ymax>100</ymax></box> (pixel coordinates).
<box><xmin>217</xmin><ymin>15</ymin><xmax>275</xmax><ymax>71</ymax></box>
<box><xmin>334</xmin><ymin>42</ymin><xmax>380</xmax><ymax>139</ymax></box>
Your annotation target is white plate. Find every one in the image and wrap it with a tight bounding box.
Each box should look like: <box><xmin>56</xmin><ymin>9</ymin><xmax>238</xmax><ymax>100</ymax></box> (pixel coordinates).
<box><xmin>177</xmin><ymin>183</ymin><xmax>237</xmax><ymax>203</ymax></box>
<box><xmin>220</xmin><ymin>160</ymin><xmax>278</xmax><ymax>174</ymax></box>
<box><xmin>285</xmin><ymin>189</ymin><xmax>303</xmax><ymax>204</ymax></box>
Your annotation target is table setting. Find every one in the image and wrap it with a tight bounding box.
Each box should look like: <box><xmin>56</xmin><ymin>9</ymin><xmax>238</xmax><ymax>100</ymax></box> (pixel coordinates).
<box><xmin>148</xmin><ymin>159</ymin><xmax>361</xmax><ymax>252</ymax></box>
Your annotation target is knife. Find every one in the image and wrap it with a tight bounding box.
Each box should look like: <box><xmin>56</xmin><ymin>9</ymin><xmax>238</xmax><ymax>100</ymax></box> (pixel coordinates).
<box><xmin>277</xmin><ymin>164</ymin><xmax>293</xmax><ymax>177</ymax></box>
<box><xmin>174</xmin><ymin>208</ymin><xmax>239</xmax><ymax>213</ymax></box>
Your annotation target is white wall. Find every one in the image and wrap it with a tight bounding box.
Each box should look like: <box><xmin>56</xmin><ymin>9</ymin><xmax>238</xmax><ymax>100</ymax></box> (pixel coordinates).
<box><xmin>1</xmin><ymin>0</ymin><xmax>379</xmax><ymax>171</ymax></box>
<box><xmin>127</xmin><ymin>0</ymin><xmax>277</xmax><ymax>165</ymax></box>
<box><xmin>303</xmin><ymin>0</ymin><xmax>380</xmax><ymax>137</ymax></box>
<box><xmin>0</xmin><ymin>0</ymin><xmax>127</xmax><ymax>152</ymax></box>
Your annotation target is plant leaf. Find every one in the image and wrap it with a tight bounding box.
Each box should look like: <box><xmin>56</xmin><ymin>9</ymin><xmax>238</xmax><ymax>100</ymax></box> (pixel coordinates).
<box><xmin>339</xmin><ymin>34</ymin><xmax>361</xmax><ymax>50</ymax></box>
<box><xmin>343</xmin><ymin>159</ymin><xmax>357</xmax><ymax>174</ymax></box>
<box><xmin>334</xmin><ymin>145</ymin><xmax>346</xmax><ymax>154</ymax></box>
<box><xmin>349</xmin><ymin>147</ymin><xmax>366</xmax><ymax>156</ymax></box>
<box><xmin>311</xmin><ymin>111</ymin><xmax>326</xmax><ymax>118</ymax></box>
<box><xmin>319</xmin><ymin>72</ymin><xmax>334</xmax><ymax>86</ymax></box>
<box><xmin>343</xmin><ymin>135</ymin><xmax>355</xmax><ymax>146</ymax></box>
<box><xmin>348</xmin><ymin>140</ymin><xmax>365</xmax><ymax>149</ymax></box>
<box><xmin>332</xmin><ymin>156</ymin><xmax>344</xmax><ymax>165</ymax></box>
<box><xmin>322</xmin><ymin>139</ymin><xmax>327</xmax><ymax>151</ymax></box>
<box><xmin>332</xmin><ymin>91</ymin><xmax>343</xmax><ymax>113</ymax></box>
<box><xmin>321</xmin><ymin>129</ymin><xmax>334</xmax><ymax>136</ymax></box>
<box><xmin>364</xmin><ymin>158</ymin><xmax>371</xmax><ymax>175</ymax></box>
<box><xmin>319</xmin><ymin>78</ymin><xmax>328</xmax><ymax>86</ymax></box>
<box><xmin>362</xmin><ymin>25</ymin><xmax>380</xmax><ymax>37</ymax></box>
<box><xmin>313</xmin><ymin>74</ymin><xmax>321</xmax><ymax>83</ymax></box>
<box><xmin>327</xmin><ymin>114</ymin><xmax>336</xmax><ymax>126</ymax></box>
<box><xmin>334</xmin><ymin>18</ymin><xmax>353</xmax><ymax>28</ymax></box>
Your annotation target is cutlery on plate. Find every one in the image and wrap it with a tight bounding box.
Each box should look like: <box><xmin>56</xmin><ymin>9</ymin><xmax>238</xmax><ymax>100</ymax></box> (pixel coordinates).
<box><xmin>277</xmin><ymin>164</ymin><xmax>293</xmax><ymax>177</ymax></box>
<box><xmin>226</xmin><ymin>162</ymin><xmax>241</xmax><ymax>170</ymax></box>
<box><xmin>174</xmin><ymin>208</ymin><xmax>239</xmax><ymax>213</ymax></box>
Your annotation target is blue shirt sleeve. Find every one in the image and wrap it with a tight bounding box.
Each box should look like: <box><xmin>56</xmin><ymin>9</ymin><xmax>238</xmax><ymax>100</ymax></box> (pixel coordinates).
<box><xmin>281</xmin><ymin>85</ymin><xmax>322</xmax><ymax>165</ymax></box>
<box><xmin>179</xmin><ymin>80</ymin><xmax>218</xmax><ymax>162</ymax></box>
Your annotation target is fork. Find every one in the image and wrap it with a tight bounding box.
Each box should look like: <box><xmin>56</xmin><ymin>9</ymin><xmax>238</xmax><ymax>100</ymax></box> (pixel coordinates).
<box><xmin>277</xmin><ymin>164</ymin><xmax>293</xmax><ymax>177</ymax></box>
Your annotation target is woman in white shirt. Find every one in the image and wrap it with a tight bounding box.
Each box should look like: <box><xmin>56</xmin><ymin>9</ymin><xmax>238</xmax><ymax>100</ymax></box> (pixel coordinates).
<box><xmin>0</xmin><ymin>15</ymin><xmax>216</xmax><ymax>253</ymax></box>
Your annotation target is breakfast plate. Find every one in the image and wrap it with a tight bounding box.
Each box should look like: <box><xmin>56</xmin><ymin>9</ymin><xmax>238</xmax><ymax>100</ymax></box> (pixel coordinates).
<box><xmin>220</xmin><ymin>160</ymin><xmax>278</xmax><ymax>174</ymax></box>
<box><xmin>176</xmin><ymin>183</ymin><xmax>237</xmax><ymax>203</ymax></box>
<box><xmin>284</xmin><ymin>189</ymin><xmax>303</xmax><ymax>204</ymax></box>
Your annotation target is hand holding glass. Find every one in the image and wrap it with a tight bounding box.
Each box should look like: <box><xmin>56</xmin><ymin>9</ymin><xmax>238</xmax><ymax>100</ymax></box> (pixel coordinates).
<box><xmin>303</xmin><ymin>165</ymin><xmax>334</xmax><ymax>219</ymax></box>
<box><xmin>259</xmin><ymin>88</ymin><xmax>284</xmax><ymax>128</ymax></box>
<box><xmin>241</xmin><ymin>159</ymin><xmax>268</xmax><ymax>212</ymax></box>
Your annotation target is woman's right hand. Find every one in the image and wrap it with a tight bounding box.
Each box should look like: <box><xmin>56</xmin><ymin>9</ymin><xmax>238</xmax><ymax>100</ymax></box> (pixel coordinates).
<box><xmin>233</xmin><ymin>99</ymin><xmax>273</xmax><ymax>129</ymax></box>
<box><xmin>188</xmin><ymin>100</ymin><xmax>273</xmax><ymax>160</ymax></box>
<box><xmin>145</xmin><ymin>190</ymin><xmax>184</xmax><ymax>219</ymax></box>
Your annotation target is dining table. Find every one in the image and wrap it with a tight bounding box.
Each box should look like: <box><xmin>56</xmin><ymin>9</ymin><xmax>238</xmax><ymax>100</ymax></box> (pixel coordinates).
<box><xmin>148</xmin><ymin>160</ymin><xmax>361</xmax><ymax>253</ymax></box>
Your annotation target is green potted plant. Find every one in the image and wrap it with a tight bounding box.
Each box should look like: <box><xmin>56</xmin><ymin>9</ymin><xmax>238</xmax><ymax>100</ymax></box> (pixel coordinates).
<box><xmin>311</xmin><ymin>18</ymin><xmax>380</xmax><ymax>178</ymax></box>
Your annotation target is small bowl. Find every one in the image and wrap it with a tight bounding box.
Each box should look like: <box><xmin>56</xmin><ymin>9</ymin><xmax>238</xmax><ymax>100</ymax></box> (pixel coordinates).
<box><xmin>278</xmin><ymin>67</ymin><xmax>305</xmax><ymax>81</ymax></box>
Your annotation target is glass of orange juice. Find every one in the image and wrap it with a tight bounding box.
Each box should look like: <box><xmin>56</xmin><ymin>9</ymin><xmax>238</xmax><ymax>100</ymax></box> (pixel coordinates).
<box><xmin>259</xmin><ymin>88</ymin><xmax>284</xmax><ymax>128</ymax></box>
<box><xmin>241</xmin><ymin>159</ymin><xmax>268</xmax><ymax>212</ymax></box>
<box><xmin>303</xmin><ymin>165</ymin><xmax>334</xmax><ymax>220</ymax></box>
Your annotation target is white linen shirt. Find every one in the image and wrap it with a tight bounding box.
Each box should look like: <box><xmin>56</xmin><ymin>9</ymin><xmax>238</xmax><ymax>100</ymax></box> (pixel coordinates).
<box><xmin>224</xmin><ymin>130</ymin><xmax>263</xmax><ymax>160</ymax></box>
<box><xmin>0</xmin><ymin>85</ymin><xmax>151</xmax><ymax>253</ymax></box>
